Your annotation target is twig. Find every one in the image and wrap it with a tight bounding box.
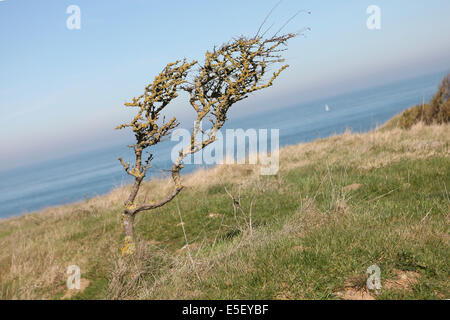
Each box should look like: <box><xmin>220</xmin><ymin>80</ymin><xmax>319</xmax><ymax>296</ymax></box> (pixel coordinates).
<box><xmin>249</xmin><ymin>196</ymin><xmax>255</xmax><ymax>236</ymax></box>
<box><xmin>224</xmin><ymin>186</ymin><xmax>256</xmax><ymax>234</ymax></box>
<box><xmin>420</xmin><ymin>208</ymin><xmax>432</xmax><ymax>223</ymax></box>
<box><xmin>367</xmin><ymin>187</ymin><xmax>400</xmax><ymax>203</ymax></box>
<box><xmin>273</xmin><ymin>10</ymin><xmax>311</xmax><ymax>37</ymax></box>
<box><xmin>255</xmin><ymin>0</ymin><xmax>283</xmax><ymax>38</ymax></box>
<box><xmin>224</xmin><ymin>186</ymin><xmax>240</xmax><ymax>225</ymax></box>
<box><xmin>261</xmin><ymin>22</ymin><xmax>276</xmax><ymax>38</ymax></box>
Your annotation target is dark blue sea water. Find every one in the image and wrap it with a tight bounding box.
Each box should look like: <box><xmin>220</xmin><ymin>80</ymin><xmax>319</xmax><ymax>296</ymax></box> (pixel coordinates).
<box><xmin>0</xmin><ymin>71</ymin><xmax>447</xmax><ymax>218</ymax></box>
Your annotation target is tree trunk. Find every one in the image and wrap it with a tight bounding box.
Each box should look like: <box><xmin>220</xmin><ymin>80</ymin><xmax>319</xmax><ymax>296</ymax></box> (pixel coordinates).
<box><xmin>121</xmin><ymin>175</ymin><xmax>142</xmax><ymax>256</ymax></box>
<box><xmin>121</xmin><ymin>213</ymin><xmax>136</xmax><ymax>256</ymax></box>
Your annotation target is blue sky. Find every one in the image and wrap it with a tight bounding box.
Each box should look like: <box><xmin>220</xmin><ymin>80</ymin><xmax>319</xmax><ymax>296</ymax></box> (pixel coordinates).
<box><xmin>1</xmin><ymin>0</ymin><xmax>450</xmax><ymax>170</ymax></box>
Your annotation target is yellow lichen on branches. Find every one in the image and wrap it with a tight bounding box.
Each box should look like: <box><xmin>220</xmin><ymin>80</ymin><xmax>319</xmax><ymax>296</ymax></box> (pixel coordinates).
<box><xmin>116</xmin><ymin>33</ymin><xmax>296</xmax><ymax>253</ymax></box>
<box><xmin>182</xmin><ymin>33</ymin><xmax>296</xmax><ymax>154</ymax></box>
<box><xmin>116</xmin><ymin>59</ymin><xmax>196</xmax><ymax>180</ymax></box>
<box><xmin>117</xmin><ymin>59</ymin><xmax>196</xmax><ymax>148</ymax></box>
<box><xmin>121</xmin><ymin>236</ymin><xmax>136</xmax><ymax>256</ymax></box>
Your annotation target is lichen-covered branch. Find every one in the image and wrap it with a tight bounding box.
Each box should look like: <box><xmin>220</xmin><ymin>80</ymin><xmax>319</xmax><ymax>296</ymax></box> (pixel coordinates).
<box><xmin>182</xmin><ymin>33</ymin><xmax>296</xmax><ymax>153</ymax></box>
<box><xmin>116</xmin><ymin>59</ymin><xmax>195</xmax><ymax>255</ymax></box>
<box><xmin>116</xmin><ymin>33</ymin><xmax>295</xmax><ymax>255</ymax></box>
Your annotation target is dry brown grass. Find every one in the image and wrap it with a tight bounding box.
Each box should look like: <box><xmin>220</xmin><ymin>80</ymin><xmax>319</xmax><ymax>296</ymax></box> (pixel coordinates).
<box><xmin>281</xmin><ymin>123</ymin><xmax>449</xmax><ymax>171</ymax></box>
<box><xmin>384</xmin><ymin>269</ymin><xmax>421</xmax><ymax>291</ymax></box>
<box><xmin>0</xmin><ymin>122</ymin><xmax>448</xmax><ymax>299</ymax></box>
<box><xmin>0</xmin><ymin>199</ymin><xmax>123</xmax><ymax>299</ymax></box>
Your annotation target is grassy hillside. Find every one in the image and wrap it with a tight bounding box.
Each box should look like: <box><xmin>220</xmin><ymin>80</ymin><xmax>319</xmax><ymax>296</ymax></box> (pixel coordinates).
<box><xmin>0</xmin><ymin>122</ymin><xmax>448</xmax><ymax>300</ymax></box>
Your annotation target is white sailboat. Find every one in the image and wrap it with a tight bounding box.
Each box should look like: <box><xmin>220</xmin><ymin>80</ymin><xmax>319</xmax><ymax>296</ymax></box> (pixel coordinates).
<box><xmin>325</xmin><ymin>104</ymin><xmax>330</xmax><ymax>112</ymax></box>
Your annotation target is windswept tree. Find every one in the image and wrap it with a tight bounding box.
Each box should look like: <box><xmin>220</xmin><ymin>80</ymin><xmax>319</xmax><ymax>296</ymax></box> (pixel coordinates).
<box><xmin>116</xmin><ymin>33</ymin><xmax>296</xmax><ymax>255</ymax></box>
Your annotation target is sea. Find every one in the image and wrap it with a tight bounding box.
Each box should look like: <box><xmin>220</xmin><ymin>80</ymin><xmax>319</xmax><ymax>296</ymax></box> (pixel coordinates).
<box><xmin>0</xmin><ymin>71</ymin><xmax>447</xmax><ymax>218</ymax></box>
